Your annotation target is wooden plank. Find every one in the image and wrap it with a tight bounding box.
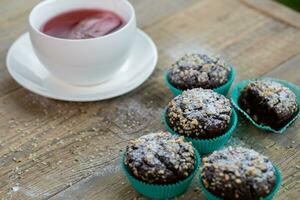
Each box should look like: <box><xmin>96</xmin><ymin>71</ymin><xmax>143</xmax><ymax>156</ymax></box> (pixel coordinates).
<box><xmin>130</xmin><ymin>0</ymin><xmax>200</xmax><ymax>28</ymax></box>
<box><xmin>264</xmin><ymin>53</ymin><xmax>300</xmax><ymax>84</ymax></box>
<box><xmin>241</xmin><ymin>0</ymin><xmax>300</xmax><ymax>29</ymax></box>
<box><xmin>0</xmin><ymin>0</ymin><xmax>299</xmax><ymax>199</ymax></box>
<box><xmin>0</xmin><ymin>0</ymin><xmax>41</xmax><ymax>98</ymax></box>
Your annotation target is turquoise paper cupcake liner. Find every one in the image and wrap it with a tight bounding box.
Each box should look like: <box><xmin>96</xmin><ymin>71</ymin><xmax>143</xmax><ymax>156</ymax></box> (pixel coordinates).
<box><xmin>121</xmin><ymin>148</ymin><xmax>201</xmax><ymax>200</ymax></box>
<box><xmin>199</xmin><ymin>165</ymin><xmax>282</xmax><ymax>200</ymax></box>
<box><xmin>164</xmin><ymin>64</ymin><xmax>236</xmax><ymax>96</ymax></box>
<box><xmin>230</xmin><ymin>77</ymin><xmax>300</xmax><ymax>134</ymax></box>
<box><xmin>163</xmin><ymin>108</ymin><xmax>238</xmax><ymax>154</ymax></box>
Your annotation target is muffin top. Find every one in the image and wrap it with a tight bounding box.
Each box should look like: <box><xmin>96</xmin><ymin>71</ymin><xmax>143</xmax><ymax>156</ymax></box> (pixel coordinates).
<box><xmin>167</xmin><ymin>88</ymin><xmax>232</xmax><ymax>139</ymax></box>
<box><xmin>242</xmin><ymin>80</ymin><xmax>298</xmax><ymax>115</ymax></box>
<box><xmin>201</xmin><ymin>146</ymin><xmax>276</xmax><ymax>200</ymax></box>
<box><xmin>124</xmin><ymin>132</ymin><xmax>196</xmax><ymax>184</ymax></box>
<box><xmin>168</xmin><ymin>54</ymin><xmax>231</xmax><ymax>90</ymax></box>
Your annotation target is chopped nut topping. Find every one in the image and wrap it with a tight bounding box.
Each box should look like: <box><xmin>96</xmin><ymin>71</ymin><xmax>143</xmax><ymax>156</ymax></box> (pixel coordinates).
<box><xmin>168</xmin><ymin>53</ymin><xmax>231</xmax><ymax>90</ymax></box>
<box><xmin>125</xmin><ymin>132</ymin><xmax>196</xmax><ymax>184</ymax></box>
<box><xmin>201</xmin><ymin>146</ymin><xmax>276</xmax><ymax>199</ymax></box>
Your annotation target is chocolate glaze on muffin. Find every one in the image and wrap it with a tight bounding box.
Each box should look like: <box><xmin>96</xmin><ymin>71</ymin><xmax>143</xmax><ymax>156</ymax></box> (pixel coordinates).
<box><xmin>166</xmin><ymin>88</ymin><xmax>232</xmax><ymax>139</ymax></box>
<box><xmin>201</xmin><ymin>146</ymin><xmax>276</xmax><ymax>200</ymax></box>
<box><xmin>239</xmin><ymin>80</ymin><xmax>298</xmax><ymax>130</ymax></box>
<box><xmin>124</xmin><ymin>132</ymin><xmax>196</xmax><ymax>184</ymax></box>
<box><xmin>168</xmin><ymin>54</ymin><xmax>231</xmax><ymax>90</ymax></box>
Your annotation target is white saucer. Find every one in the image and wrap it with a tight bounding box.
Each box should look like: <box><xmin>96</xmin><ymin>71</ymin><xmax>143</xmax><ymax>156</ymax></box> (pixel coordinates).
<box><xmin>6</xmin><ymin>30</ymin><xmax>157</xmax><ymax>101</ymax></box>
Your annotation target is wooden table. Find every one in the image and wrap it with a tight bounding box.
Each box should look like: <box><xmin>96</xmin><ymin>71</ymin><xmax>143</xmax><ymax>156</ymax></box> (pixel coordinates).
<box><xmin>0</xmin><ymin>0</ymin><xmax>299</xmax><ymax>199</ymax></box>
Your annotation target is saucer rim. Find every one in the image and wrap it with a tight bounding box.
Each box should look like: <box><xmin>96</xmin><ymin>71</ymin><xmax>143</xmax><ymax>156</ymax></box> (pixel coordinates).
<box><xmin>6</xmin><ymin>29</ymin><xmax>158</xmax><ymax>102</ymax></box>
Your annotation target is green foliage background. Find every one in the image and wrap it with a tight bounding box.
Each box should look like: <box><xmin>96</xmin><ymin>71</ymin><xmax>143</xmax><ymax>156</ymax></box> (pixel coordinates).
<box><xmin>276</xmin><ymin>0</ymin><xmax>300</xmax><ymax>12</ymax></box>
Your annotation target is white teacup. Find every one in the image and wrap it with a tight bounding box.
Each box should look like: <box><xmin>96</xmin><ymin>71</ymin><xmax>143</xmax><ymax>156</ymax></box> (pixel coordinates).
<box><xmin>29</xmin><ymin>0</ymin><xmax>136</xmax><ymax>85</ymax></box>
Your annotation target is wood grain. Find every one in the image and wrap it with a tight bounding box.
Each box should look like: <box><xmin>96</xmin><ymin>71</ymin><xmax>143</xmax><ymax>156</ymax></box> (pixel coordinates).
<box><xmin>0</xmin><ymin>0</ymin><xmax>299</xmax><ymax>199</ymax></box>
<box><xmin>241</xmin><ymin>0</ymin><xmax>300</xmax><ymax>29</ymax></box>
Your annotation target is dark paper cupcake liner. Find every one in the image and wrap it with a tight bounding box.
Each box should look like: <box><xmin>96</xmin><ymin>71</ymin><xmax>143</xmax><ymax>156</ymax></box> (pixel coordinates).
<box><xmin>231</xmin><ymin>78</ymin><xmax>300</xmax><ymax>134</ymax></box>
<box><xmin>199</xmin><ymin>165</ymin><xmax>282</xmax><ymax>200</ymax></box>
<box><xmin>121</xmin><ymin>148</ymin><xmax>201</xmax><ymax>200</ymax></box>
<box><xmin>164</xmin><ymin>64</ymin><xmax>236</xmax><ymax>96</ymax></box>
<box><xmin>163</xmin><ymin>108</ymin><xmax>238</xmax><ymax>154</ymax></box>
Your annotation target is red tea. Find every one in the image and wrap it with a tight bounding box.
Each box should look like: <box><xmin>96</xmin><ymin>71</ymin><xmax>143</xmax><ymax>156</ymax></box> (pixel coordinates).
<box><xmin>41</xmin><ymin>8</ymin><xmax>124</xmax><ymax>39</ymax></box>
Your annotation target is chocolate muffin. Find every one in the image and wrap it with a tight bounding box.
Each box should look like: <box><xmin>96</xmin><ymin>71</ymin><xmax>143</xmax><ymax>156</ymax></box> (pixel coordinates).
<box><xmin>124</xmin><ymin>132</ymin><xmax>196</xmax><ymax>184</ymax></box>
<box><xmin>239</xmin><ymin>80</ymin><xmax>298</xmax><ymax>130</ymax></box>
<box><xmin>201</xmin><ymin>146</ymin><xmax>276</xmax><ymax>200</ymax></box>
<box><xmin>167</xmin><ymin>53</ymin><xmax>231</xmax><ymax>90</ymax></box>
<box><xmin>166</xmin><ymin>88</ymin><xmax>232</xmax><ymax>139</ymax></box>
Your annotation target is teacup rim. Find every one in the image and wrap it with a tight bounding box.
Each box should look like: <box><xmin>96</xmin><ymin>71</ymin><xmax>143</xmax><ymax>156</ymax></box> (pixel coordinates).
<box><xmin>29</xmin><ymin>0</ymin><xmax>136</xmax><ymax>42</ymax></box>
